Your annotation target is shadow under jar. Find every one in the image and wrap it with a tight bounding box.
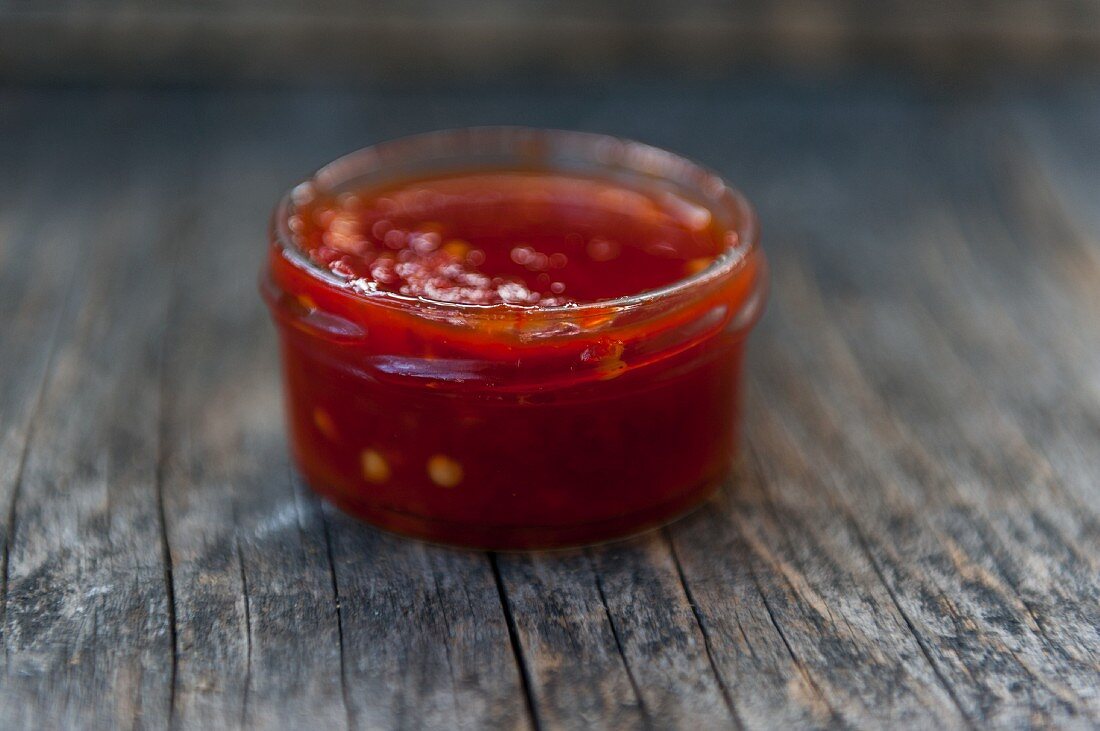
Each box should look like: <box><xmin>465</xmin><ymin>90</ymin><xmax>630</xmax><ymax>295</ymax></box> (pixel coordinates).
<box><xmin>262</xmin><ymin>128</ymin><xmax>766</xmax><ymax>549</ymax></box>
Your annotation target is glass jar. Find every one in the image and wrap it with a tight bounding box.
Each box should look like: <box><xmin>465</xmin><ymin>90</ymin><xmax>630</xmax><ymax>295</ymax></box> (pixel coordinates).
<box><xmin>262</xmin><ymin>128</ymin><xmax>766</xmax><ymax>549</ymax></box>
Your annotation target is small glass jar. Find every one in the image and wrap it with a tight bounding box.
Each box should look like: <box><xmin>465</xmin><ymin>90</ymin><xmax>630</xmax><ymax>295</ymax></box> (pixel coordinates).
<box><xmin>262</xmin><ymin>128</ymin><xmax>766</xmax><ymax>549</ymax></box>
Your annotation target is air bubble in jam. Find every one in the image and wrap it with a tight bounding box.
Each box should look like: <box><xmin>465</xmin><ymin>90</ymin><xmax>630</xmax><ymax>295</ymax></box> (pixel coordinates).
<box><xmin>288</xmin><ymin>172</ymin><xmax>728</xmax><ymax>306</ymax></box>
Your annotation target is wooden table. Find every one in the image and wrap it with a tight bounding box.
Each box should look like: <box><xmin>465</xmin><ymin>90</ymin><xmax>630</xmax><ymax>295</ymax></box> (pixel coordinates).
<box><xmin>1</xmin><ymin>78</ymin><xmax>1098</xmax><ymax>730</ymax></box>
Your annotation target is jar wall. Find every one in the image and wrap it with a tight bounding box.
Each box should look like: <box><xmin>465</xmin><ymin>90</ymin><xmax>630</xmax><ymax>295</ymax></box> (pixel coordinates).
<box><xmin>275</xmin><ymin>320</ymin><xmax>747</xmax><ymax>548</ymax></box>
<box><xmin>262</xmin><ymin>128</ymin><xmax>765</xmax><ymax>548</ymax></box>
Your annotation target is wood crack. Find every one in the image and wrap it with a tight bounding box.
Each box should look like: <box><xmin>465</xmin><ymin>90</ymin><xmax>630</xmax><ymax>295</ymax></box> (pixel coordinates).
<box><xmin>748</xmin><ymin>439</ymin><xmax>977</xmax><ymax>726</ymax></box>
<box><xmin>962</xmin><ymin>516</ymin><xmax>1074</xmax><ymax>662</ymax></box>
<box><xmin>320</xmin><ymin>506</ymin><xmax>353</xmax><ymax>731</ymax></box>
<box><xmin>664</xmin><ymin>529</ymin><xmax>743</xmax><ymax>730</ymax></box>
<box><xmin>745</xmin><ymin>553</ymin><xmax>840</xmax><ymax>725</ymax></box>
<box><xmin>771</xmin><ymin>252</ymin><xmax>1099</xmax><ymax>721</ymax></box>
<box><xmin>840</xmin><ymin>508</ymin><xmax>978</xmax><ymax>729</ymax></box>
<box><xmin>860</xmin><ymin>299</ymin><xmax>1100</xmax><ymax>712</ymax></box>
<box><xmin>489</xmin><ymin>553</ymin><xmax>540</xmax><ymax>731</ymax></box>
<box><xmin>428</xmin><ymin>558</ymin><xmax>461</xmax><ymax>723</ymax></box>
<box><xmin>235</xmin><ymin>527</ymin><xmax>253</xmax><ymax>728</ymax></box>
<box><xmin>0</xmin><ymin>239</ymin><xmax>82</xmax><ymax>668</ymax></box>
<box><xmin>154</xmin><ymin>287</ymin><xmax>181</xmax><ymax>731</ymax></box>
<box><xmin>588</xmin><ymin>551</ymin><xmax>651</xmax><ymax>729</ymax></box>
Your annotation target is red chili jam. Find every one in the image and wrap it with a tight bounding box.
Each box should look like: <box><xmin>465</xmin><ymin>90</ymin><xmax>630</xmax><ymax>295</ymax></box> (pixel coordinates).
<box><xmin>263</xmin><ymin>129</ymin><xmax>765</xmax><ymax>549</ymax></box>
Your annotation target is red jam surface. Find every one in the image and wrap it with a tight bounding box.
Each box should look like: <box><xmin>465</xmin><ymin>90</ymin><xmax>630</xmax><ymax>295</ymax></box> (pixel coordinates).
<box><xmin>265</xmin><ymin>167</ymin><xmax>764</xmax><ymax>549</ymax></box>
<box><xmin>289</xmin><ymin>172</ymin><xmax>728</xmax><ymax>306</ymax></box>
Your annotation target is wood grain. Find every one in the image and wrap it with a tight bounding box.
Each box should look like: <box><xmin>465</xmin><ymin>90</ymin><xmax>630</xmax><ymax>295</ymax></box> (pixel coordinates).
<box><xmin>0</xmin><ymin>79</ymin><xmax>1097</xmax><ymax>729</ymax></box>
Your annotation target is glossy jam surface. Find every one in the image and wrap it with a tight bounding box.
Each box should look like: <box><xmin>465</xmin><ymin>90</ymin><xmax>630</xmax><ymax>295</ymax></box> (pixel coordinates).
<box><xmin>289</xmin><ymin>172</ymin><xmax>728</xmax><ymax>306</ymax></box>
<box><xmin>265</xmin><ymin>165</ymin><xmax>764</xmax><ymax>549</ymax></box>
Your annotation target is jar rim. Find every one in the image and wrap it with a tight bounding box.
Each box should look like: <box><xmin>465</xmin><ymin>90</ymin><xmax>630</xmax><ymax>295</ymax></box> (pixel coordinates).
<box><xmin>271</xmin><ymin>126</ymin><xmax>762</xmax><ymax>320</ymax></box>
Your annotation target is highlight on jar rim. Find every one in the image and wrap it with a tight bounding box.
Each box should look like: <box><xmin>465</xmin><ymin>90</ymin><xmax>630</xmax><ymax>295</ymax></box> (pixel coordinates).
<box><xmin>262</xmin><ymin>127</ymin><xmax>767</xmax><ymax>549</ymax></box>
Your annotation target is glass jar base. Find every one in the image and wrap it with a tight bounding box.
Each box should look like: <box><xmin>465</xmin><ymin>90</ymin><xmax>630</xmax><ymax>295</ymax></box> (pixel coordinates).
<box><xmin>308</xmin><ymin>475</ymin><xmax>724</xmax><ymax>551</ymax></box>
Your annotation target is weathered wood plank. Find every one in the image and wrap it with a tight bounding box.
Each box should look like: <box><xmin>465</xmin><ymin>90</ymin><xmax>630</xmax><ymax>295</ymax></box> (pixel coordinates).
<box><xmin>324</xmin><ymin>511</ymin><xmax>529</xmax><ymax>731</ymax></box>
<box><xmin>755</xmin><ymin>255</ymin><xmax>1100</xmax><ymax>726</ymax></box>
<box><xmin>0</xmin><ymin>92</ymin><xmax>105</xmax><ymax>727</ymax></box>
<box><xmin>721</xmin><ymin>93</ymin><xmax>1100</xmax><ymax>725</ymax></box>
<box><xmin>587</xmin><ymin>534</ymin><xmax>739</xmax><ymax>729</ymax></box>
<box><xmin>669</xmin><ymin>471</ymin><xmax>975</xmax><ymax>729</ymax></box>
<box><xmin>0</xmin><ymin>81</ymin><xmax>1098</xmax><ymax>730</ymax></box>
<box><xmin>0</xmin><ymin>93</ymin><xmax>187</xmax><ymax>729</ymax></box>
<box><xmin>493</xmin><ymin>551</ymin><xmax>648</xmax><ymax>730</ymax></box>
<box><xmin>157</xmin><ymin>96</ymin><xmax>349</xmax><ymax>730</ymax></box>
<box><xmin>906</xmin><ymin>106</ymin><xmax>1100</xmax><ymax>714</ymax></box>
<box><xmin>0</xmin><ymin>92</ymin><xmax>77</xmax><ymax>563</ymax></box>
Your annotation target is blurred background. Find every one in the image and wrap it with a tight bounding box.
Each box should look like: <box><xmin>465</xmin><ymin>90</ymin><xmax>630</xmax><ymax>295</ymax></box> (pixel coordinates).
<box><xmin>3</xmin><ymin>0</ymin><xmax>1100</xmax><ymax>84</ymax></box>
